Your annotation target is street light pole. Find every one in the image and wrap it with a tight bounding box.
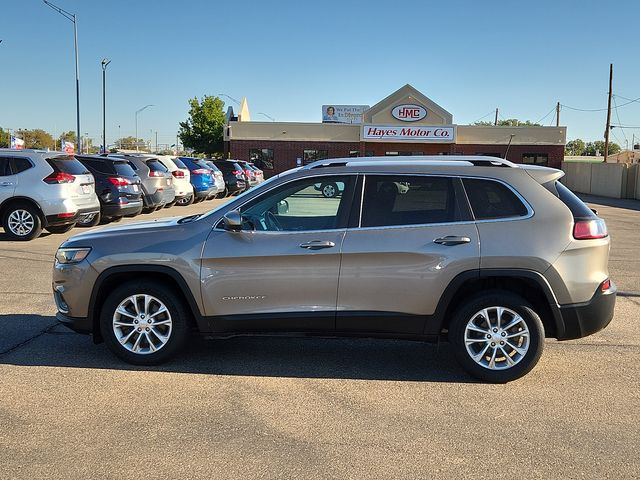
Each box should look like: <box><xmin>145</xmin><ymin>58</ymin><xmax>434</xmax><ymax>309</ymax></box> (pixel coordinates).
<box><xmin>43</xmin><ymin>0</ymin><xmax>81</xmax><ymax>154</ymax></box>
<box><xmin>134</xmin><ymin>104</ymin><xmax>154</xmax><ymax>152</ymax></box>
<box><xmin>101</xmin><ymin>59</ymin><xmax>111</xmax><ymax>153</ymax></box>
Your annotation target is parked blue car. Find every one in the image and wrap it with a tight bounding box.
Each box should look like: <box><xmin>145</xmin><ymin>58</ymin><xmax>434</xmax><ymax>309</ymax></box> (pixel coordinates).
<box><xmin>178</xmin><ymin>157</ymin><xmax>217</xmax><ymax>202</ymax></box>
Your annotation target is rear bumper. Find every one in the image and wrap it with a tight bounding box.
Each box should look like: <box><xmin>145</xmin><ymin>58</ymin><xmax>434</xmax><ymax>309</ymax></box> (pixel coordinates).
<box><xmin>102</xmin><ymin>201</ymin><xmax>143</xmax><ymax>218</ymax></box>
<box><xmin>56</xmin><ymin>311</ymin><xmax>92</xmax><ymax>334</ymax></box>
<box><xmin>45</xmin><ymin>206</ymin><xmax>101</xmax><ymax>227</ymax></box>
<box><xmin>194</xmin><ymin>187</ymin><xmax>215</xmax><ymax>198</ymax></box>
<box><xmin>557</xmin><ymin>282</ymin><xmax>616</xmax><ymax>340</ymax></box>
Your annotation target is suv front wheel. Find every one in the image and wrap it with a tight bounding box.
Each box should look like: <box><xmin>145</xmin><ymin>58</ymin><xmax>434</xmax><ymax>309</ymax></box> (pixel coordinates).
<box><xmin>100</xmin><ymin>280</ymin><xmax>191</xmax><ymax>365</ymax></box>
<box><xmin>448</xmin><ymin>291</ymin><xmax>544</xmax><ymax>383</ymax></box>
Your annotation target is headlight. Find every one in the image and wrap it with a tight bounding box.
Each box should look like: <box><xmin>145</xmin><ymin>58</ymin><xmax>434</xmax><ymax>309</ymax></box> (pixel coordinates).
<box><xmin>55</xmin><ymin>247</ymin><xmax>91</xmax><ymax>265</ymax></box>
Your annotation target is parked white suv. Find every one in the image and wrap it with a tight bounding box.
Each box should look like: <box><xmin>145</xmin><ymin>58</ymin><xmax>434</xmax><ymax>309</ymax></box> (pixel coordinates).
<box><xmin>0</xmin><ymin>149</ymin><xmax>100</xmax><ymax>240</ymax></box>
<box><xmin>155</xmin><ymin>155</ymin><xmax>195</xmax><ymax>206</ymax></box>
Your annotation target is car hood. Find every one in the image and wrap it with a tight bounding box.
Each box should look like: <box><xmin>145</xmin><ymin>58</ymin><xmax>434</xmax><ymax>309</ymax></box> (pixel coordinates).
<box><xmin>63</xmin><ymin>216</ymin><xmax>186</xmax><ymax>243</ymax></box>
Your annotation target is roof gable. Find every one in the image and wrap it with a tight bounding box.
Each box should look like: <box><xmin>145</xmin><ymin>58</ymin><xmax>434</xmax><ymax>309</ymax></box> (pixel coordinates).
<box><xmin>363</xmin><ymin>84</ymin><xmax>453</xmax><ymax>125</ymax></box>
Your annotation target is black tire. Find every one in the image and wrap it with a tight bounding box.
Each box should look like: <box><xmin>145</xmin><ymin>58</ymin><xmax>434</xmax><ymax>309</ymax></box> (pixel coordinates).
<box><xmin>448</xmin><ymin>290</ymin><xmax>544</xmax><ymax>383</ymax></box>
<box><xmin>100</xmin><ymin>280</ymin><xmax>191</xmax><ymax>365</ymax></box>
<box><xmin>142</xmin><ymin>207</ymin><xmax>155</xmax><ymax>214</ymax></box>
<box><xmin>2</xmin><ymin>202</ymin><xmax>43</xmax><ymax>241</ymax></box>
<box><xmin>45</xmin><ymin>223</ymin><xmax>76</xmax><ymax>234</ymax></box>
<box><xmin>111</xmin><ymin>216</ymin><xmax>123</xmax><ymax>223</ymax></box>
<box><xmin>321</xmin><ymin>182</ymin><xmax>338</xmax><ymax>198</ymax></box>
<box><xmin>176</xmin><ymin>195</ymin><xmax>194</xmax><ymax>206</ymax></box>
<box><xmin>77</xmin><ymin>211</ymin><xmax>101</xmax><ymax>227</ymax></box>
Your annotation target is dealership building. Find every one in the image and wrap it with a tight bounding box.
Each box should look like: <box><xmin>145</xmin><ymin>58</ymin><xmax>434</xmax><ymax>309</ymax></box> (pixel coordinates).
<box><xmin>224</xmin><ymin>84</ymin><xmax>566</xmax><ymax>176</ymax></box>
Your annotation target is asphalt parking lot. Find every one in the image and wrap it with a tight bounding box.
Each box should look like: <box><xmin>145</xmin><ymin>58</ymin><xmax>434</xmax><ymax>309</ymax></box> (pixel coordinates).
<box><xmin>1</xmin><ymin>196</ymin><xmax>639</xmax><ymax>479</ymax></box>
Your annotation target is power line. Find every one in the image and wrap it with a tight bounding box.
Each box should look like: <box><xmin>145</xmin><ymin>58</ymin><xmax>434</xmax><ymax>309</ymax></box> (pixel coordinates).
<box><xmin>612</xmin><ymin>96</ymin><xmax>628</xmax><ymax>145</ymax></box>
<box><xmin>535</xmin><ymin>105</ymin><xmax>556</xmax><ymax>124</ymax></box>
<box><xmin>561</xmin><ymin>94</ymin><xmax>640</xmax><ymax>112</ymax></box>
<box><xmin>471</xmin><ymin>110</ymin><xmax>495</xmax><ymax>124</ymax></box>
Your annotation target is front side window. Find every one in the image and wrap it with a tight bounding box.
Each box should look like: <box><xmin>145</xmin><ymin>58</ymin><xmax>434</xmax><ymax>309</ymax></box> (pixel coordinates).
<box><xmin>361</xmin><ymin>175</ymin><xmax>468</xmax><ymax>228</ymax></box>
<box><xmin>0</xmin><ymin>157</ymin><xmax>11</xmax><ymax>176</ymax></box>
<box><xmin>250</xmin><ymin>148</ymin><xmax>274</xmax><ymax>170</ymax></box>
<box><xmin>303</xmin><ymin>150</ymin><xmax>328</xmax><ymax>165</ymax></box>
<box><xmin>239</xmin><ymin>175</ymin><xmax>354</xmax><ymax>231</ymax></box>
<box><xmin>462</xmin><ymin>178</ymin><xmax>529</xmax><ymax>220</ymax></box>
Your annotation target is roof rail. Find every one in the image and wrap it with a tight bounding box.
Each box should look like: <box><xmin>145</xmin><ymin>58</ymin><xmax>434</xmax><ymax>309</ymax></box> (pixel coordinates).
<box><xmin>306</xmin><ymin>155</ymin><xmax>518</xmax><ymax>169</ymax></box>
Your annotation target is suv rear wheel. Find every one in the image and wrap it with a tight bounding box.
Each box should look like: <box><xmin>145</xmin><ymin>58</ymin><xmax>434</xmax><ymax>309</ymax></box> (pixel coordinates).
<box><xmin>100</xmin><ymin>281</ymin><xmax>191</xmax><ymax>365</ymax></box>
<box><xmin>448</xmin><ymin>290</ymin><xmax>544</xmax><ymax>383</ymax></box>
<box><xmin>320</xmin><ymin>182</ymin><xmax>338</xmax><ymax>198</ymax></box>
<box><xmin>2</xmin><ymin>202</ymin><xmax>43</xmax><ymax>241</ymax></box>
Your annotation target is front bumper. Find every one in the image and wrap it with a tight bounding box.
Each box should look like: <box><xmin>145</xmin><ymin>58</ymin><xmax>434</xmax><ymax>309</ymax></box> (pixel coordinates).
<box><xmin>557</xmin><ymin>282</ymin><xmax>616</xmax><ymax>340</ymax></box>
<box><xmin>56</xmin><ymin>311</ymin><xmax>92</xmax><ymax>334</ymax></box>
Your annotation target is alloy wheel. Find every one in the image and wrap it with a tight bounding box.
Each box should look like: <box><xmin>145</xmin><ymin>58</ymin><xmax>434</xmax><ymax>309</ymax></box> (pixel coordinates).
<box><xmin>112</xmin><ymin>294</ymin><xmax>173</xmax><ymax>354</ymax></box>
<box><xmin>464</xmin><ymin>306</ymin><xmax>530</xmax><ymax>370</ymax></box>
<box><xmin>7</xmin><ymin>209</ymin><xmax>35</xmax><ymax>237</ymax></box>
<box><xmin>322</xmin><ymin>184</ymin><xmax>336</xmax><ymax>197</ymax></box>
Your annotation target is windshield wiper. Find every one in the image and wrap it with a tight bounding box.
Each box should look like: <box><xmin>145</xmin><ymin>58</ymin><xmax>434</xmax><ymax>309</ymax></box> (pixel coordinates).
<box><xmin>178</xmin><ymin>214</ymin><xmax>201</xmax><ymax>224</ymax></box>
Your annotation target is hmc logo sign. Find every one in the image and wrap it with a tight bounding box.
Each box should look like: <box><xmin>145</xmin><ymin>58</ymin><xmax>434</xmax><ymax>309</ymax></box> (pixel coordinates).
<box><xmin>391</xmin><ymin>104</ymin><xmax>427</xmax><ymax>122</ymax></box>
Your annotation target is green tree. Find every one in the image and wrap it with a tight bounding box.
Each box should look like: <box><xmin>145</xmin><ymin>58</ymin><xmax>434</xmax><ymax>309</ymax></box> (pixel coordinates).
<box><xmin>565</xmin><ymin>139</ymin><xmax>586</xmax><ymax>156</ymax></box>
<box><xmin>584</xmin><ymin>141</ymin><xmax>621</xmax><ymax>156</ymax></box>
<box><xmin>179</xmin><ymin>95</ymin><xmax>225</xmax><ymax>155</ymax></box>
<box><xmin>114</xmin><ymin>136</ymin><xmax>145</xmax><ymax>150</ymax></box>
<box><xmin>0</xmin><ymin>127</ymin><xmax>8</xmax><ymax>148</ymax></box>
<box><xmin>473</xmin><ymin>119</ymin><xmax>542</xmax><ymax>126</ymax></box>
<box><xmin>17</xmin><ymin>129</ymin><xmax>54</xmax><ymax>149</ymax></box>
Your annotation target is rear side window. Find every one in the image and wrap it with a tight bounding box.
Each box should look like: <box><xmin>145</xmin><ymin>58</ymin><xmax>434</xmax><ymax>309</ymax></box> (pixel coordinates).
<box><xmin>172</xmin><ymin>158</ymin><xmax>187</xmax><ymax>169</ymax></box>
<box><xmin>555</xmin><ymin>181</ymin><xmax>595</xmax><ymax>219</ymax></box>
<box><xmin>462</xmin><ymin>178</ymin><xmax>529</xmax><ymax>220</ymax></box>
<box><xmin>47</xmin><ymin>156</ymin><xmax>90</xmax><ymax>175</ymax></box>
<box><xmin>113</xmin><ymin>161</ymin><xmax>137</xmax><ymax>177</ymax></box>
<box><xmin>361</xmin><ymin>175</ymin><xmax>468</xmax><ymax>227</ymax></box>
<box><xmin>146</xmin><ymin>159</ymin><xmax>168</xmax><ymax>173</ymax></box>
<box><xmin>206</xmin><ymin>162</ymin><xmax>221</xmax><ymax>173</ymax></box>
<box><xmin>193</xmin><ymin>160</ymin><xmax>212</xmax><ymax>170</ymax></box>
<box><xmin>10</xmin><ymin>157</ymin><xmax>32</xmax><ymax>174</ymax></box>
<box><xmin>79</xmin><ymin>158</ymin><xmax>114</xmax><ymax>174</ymax></box>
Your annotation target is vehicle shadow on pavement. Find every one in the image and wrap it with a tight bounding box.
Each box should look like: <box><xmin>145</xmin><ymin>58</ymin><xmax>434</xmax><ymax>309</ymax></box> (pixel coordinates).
<box><xmin>579</xmin><ymin>194</ymin><xmax>640</xmax><ymax>211</ymax></box>
<box><xmin>0</xmin><ymin>315</ymin><xmax>476</xmax><ymax>383</ymax></box>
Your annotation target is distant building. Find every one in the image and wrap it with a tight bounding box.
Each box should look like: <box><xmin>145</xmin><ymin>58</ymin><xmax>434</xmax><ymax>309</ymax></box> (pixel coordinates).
<box><xmin>224</xmin><ymin>84</ymin><xmax>567</xmax><ymax>176</ymax></box>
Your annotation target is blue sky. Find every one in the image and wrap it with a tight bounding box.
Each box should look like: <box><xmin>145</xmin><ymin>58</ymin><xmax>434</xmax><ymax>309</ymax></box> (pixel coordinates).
<box><xmin>1</xmin><ymin>0</ymin><xmax>639</xmax><ymax>148</ymax></box>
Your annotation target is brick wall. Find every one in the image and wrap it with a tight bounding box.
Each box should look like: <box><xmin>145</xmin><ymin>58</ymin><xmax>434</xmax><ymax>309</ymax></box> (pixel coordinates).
<box><xmin>227</xmin><ymin>140</ymin><xmax>565</xmax><ymax>175</ymax></box>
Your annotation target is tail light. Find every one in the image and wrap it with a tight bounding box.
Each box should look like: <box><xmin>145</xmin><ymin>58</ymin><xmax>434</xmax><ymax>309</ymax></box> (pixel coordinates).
<box><xmin>573</xmin><ymin>218</ymin><xmax>608</xmax><ymax>240</ymax></box>
<box><xmin>191</xmin><ymin>168</ymin><xmax>210</xmax><ymax>175</ymax></box>
<box><xmin>149</xmin><ymin>170</ymin><xmax>164</xmax><ymax>177</ymax></box>
<box><xmin>44</xmin><ymin>172</ymin><xmax>75</xmax><ymax>184</ymax></box>
<box><xmin>601</xmin><ymin>279</ymin><xmax>612</xmax><ymax>292</ymax></box>
<box><xmin>57</xmin><ymin>212</ymin><xmax>76</xmax><ymax>218</ymax></box>
<box><xmin>172</xmin><ymin>170</ymin><xmax>185</xmax><ymax>178</ymax></box>
<box><xmin>108</xmin><ymin>177</ymin><xmax>131</xmax><ymax>186</ymax></box>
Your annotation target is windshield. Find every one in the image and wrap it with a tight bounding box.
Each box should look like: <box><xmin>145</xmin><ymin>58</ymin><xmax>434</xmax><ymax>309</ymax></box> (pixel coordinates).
<box><xmin>198</xmin><ymin>169</ymin><xmax>299</xmax><ymax>220</ymax></box>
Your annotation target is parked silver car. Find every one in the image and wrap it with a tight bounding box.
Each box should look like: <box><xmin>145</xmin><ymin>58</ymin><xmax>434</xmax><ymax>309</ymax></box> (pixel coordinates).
<box><xmin>108</xmin><ymin>154</ymin><xmax>176</xmax><ymax>212</ymax></box>
<box><xmin>0</xmin><ymin>149</ymin><xmax>100</xmax><ymax>240</ymax></box>
<box><xmin>53</xmin><ymin>156</ymin><xmax>616</xmax><ymax>382</ymax></box>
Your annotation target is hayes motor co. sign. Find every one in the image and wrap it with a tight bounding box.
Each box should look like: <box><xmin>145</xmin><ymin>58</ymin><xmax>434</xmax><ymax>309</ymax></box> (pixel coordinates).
<box><xmin>391</xmin><ymin>104</ymin><xmax>427</xmax><ymax>122</ymax></box>
<box><xmin>361</xmin><ymin>125</ymin><xmax>456</xmax><ymax>142</ymax></box>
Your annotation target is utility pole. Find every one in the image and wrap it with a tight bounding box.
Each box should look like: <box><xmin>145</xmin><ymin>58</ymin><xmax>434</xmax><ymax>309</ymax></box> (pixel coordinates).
<box><xmin>101</xmin><ymin>59</ymin><xmax>111</xmax><ymax>153</ymax></box>
<box><xmin>556</xmin><ymin>102</ymin><xmax>561</xmax><ymax>127</ymax></box>
<box><xmin>494</xmin><ymin>108</ymin><xmax>499</xmax><ymax>126</ymax></box>
<box><xmin>155</xmin><ymin>131</ymin><xmax>158</xmax><ymax>153</ymax></box>
<box><xmin>604</xmin><ymin>63</ymin><xmax>613</xmax><ymax>162</ymax></box>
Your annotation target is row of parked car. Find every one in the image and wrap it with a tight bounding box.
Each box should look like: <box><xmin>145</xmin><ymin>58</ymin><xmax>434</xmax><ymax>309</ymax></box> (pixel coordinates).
<box><xmin>0</xmin><ymin>149</ymin><xmax>264</xmax><ymax>241</ymax></box>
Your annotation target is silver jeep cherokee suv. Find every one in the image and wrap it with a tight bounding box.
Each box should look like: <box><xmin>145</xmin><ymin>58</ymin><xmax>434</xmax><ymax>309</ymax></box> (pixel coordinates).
<box><xmin>1</xmin><ymin>149</ymin><xmax>100</xmax><ymax>240</ymax></box>
<box><xmin>53</xmin><ymin>156</ymin><xmax>616</xmax><ymax>382</ymax></box>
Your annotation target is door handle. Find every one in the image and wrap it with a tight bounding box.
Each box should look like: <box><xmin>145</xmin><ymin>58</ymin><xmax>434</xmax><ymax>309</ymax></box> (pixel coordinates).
<box><xmin>0</xmin><ymin>182</ymin><xmax>14</xmax><ymax>187</ymax></box>
<box><xmin>299</xmin><ymin>240</ymin><xmax>336</xmax><ymax>250</ymax></box>
<box><xmin>433</xmin><ymin>236</ymin><xmax>471</xmax><ymax>246</ymax></box>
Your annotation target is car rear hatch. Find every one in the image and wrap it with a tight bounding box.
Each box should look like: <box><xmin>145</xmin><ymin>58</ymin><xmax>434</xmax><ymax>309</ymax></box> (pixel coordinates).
<box><xmin>146</xmin><ymin>158</ymin><xmax>174</xmax><ymax>202</ymax></box>
<box><xmin>192</xmin><ymin>160</ymin><xmax>215</xmax><ymax>187</ymax></box>
<box><xmin>109</xmin><ymin>160</ymin><xmax>143</xmax><ymax>203</ymax></box>
<box><xmin>44</xmin><ymin>155</ymin><xmax>96</xmax><ymax>207</ymax></box>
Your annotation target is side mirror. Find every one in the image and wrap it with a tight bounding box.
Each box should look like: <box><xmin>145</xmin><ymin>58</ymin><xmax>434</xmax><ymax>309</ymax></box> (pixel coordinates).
<box><xmin>276</xmin><ymin>200</ymin><xmax>289</xmax><ymax>215</ymax></box>
<box><xmin>222</xmin><ymin>210</ymin><xmax>243</xmax><ymax>231</ymax></box>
